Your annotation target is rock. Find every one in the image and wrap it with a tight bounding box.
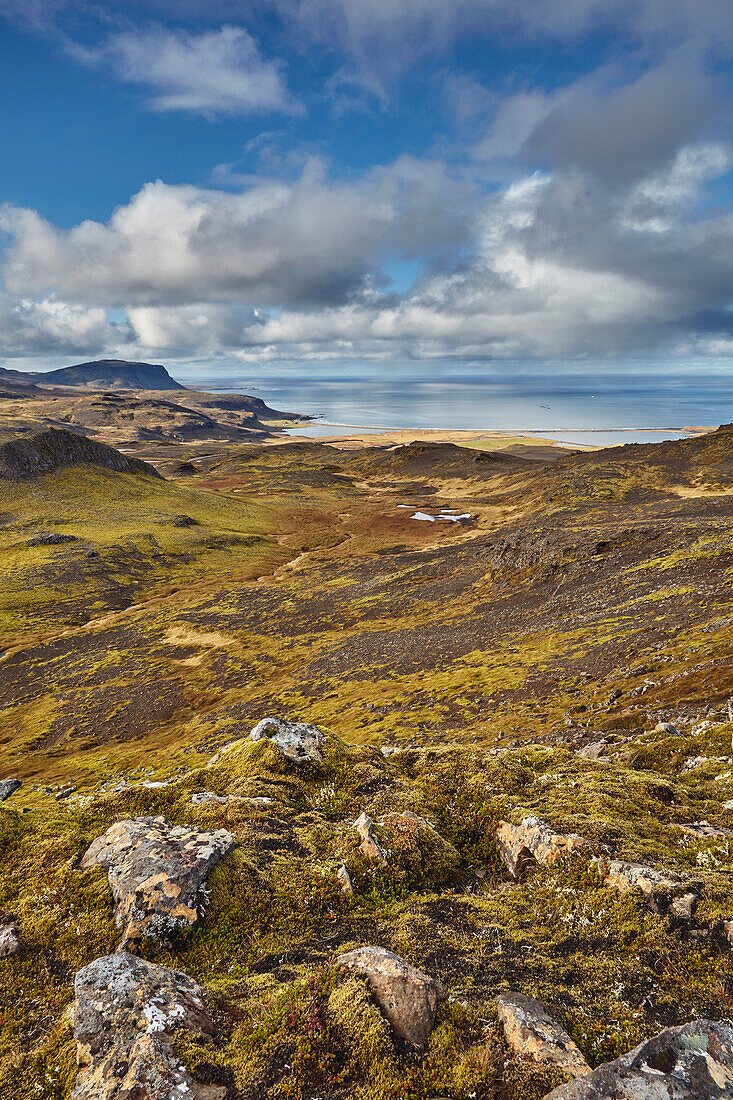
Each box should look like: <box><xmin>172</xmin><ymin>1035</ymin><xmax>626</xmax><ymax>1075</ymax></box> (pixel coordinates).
<box><xmin>541</xmin><ymin>1020</ymin><xmax>733</xmax><ymax>1099</ymax></box>
<box><xmin>337</xmin><ymin>864</ymin><xmax>354</xmax><ymax>896</ymax></box>
<box><xmin>355</xmin><ymin>811</ymin><xmax>387</xmax><ymax>864</ymax></box>
<box><xmin>0</xmin><ymin>919</ymin><xmax>20</xmax><ymax>957</ymax></box>
<box><xmin>575</xmin><ymin>741</ymin><xmax>607</xmax><ymax>759</ymax></box>
<box><xmin>55</xmin><ymin>785</ymin><xmax>76</xmax><ymax>800</ymax></box>
<box><xmin>81</xmin><ymin>816</ymin><xmax>235</xmax><ymax>945</ymax></box>
<box><xmin>27</xmin><ymin>532</ymin><xmax>77</xmax><ymax>546</ymax></box>
<box><xmin>655</xmin><ymin>721</ymin><xmax>681</xmax><ymax>735</ymax></box>
<box><xmin>680</xmin><ymin>821</ymin><xmax>733</xmax><ymax>839</ymax></box>
<box><xmin>496</xmin><ymin>817</ymin><xmax>589</xmax><ymax>879</ymax></box>
<box><xmin>72</xmin><ymin>951</ymin><xmax>225</xmax><ymax>1100</ymax></box>
<box><xmin>250</xmin><ymin>717</ymin><xmax>325</xmax><ymax>763</ymax></box>
<box><xmin>191</xmin><ymin>790</ymin><xmax>229</xmax><ymax>806</ymax></box>
<box><xmin>0</xmin><ymin>778</ymin><xmax>21</xmax><ymax>802</ymax></box>
<box><xmin>496</xmin><ymin>992</ymin><xmax>590</xmax><ymax>1079</ymax></box>
<box><xmin>336</xmin><ymin>946</ymin><xmax>445</xmax><ymax>1047</ymax></box>
<box><xmin>691</xmin><ymin>720</ymin><xmax>718</xmax><ymax>736</ymax></box>
<box><xmin>601</xmin><ymin>859</ymin><xmax>702</xmax><ymax>921</ymax></box>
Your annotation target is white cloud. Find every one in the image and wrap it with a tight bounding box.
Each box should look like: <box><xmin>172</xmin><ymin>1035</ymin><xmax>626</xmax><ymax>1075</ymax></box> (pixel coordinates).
<box><xmin>72</xmin><ymin>25</ymin><xmax>299</xmax><ymax>116</ymax></box>
<box><xmin>0</xmin><ymin>294</ymin><xmax>127</xmax><ymax>356</ymax></box>
<box><xmin>0</xmin><ymin>156</ymin><xmax>475</xmax><ymax>309</ymax></box>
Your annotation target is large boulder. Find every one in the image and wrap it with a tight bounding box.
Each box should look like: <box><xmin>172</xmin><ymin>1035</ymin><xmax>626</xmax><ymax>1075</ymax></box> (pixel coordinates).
<box><xmin>541</xmin><ymin>1020</ymin><xmax>733</xmax><ymax>1099</ymax></box>
<box><xmin>72</xmin><ymin>952</ymin><xmax>225</xmax><ymax>1099</ymax></box>
<box><xmin>336</xmin><ymin>946</ymin><xmax>446</xmax><ymax>1048</ymax></box>
<box><xmin>497</xmin><ymin>817</ymin><xmax>589</xmax><ymax>879</ymax></box>
<box><xmin>497</xmin><ymin>992</ymin><xmax>590</xmax><ymax>1079</ymax></box>
<box><xmin>81</xmin><ymin>816</ymin><xmax>235</xmax><ymax>945</ymax></box>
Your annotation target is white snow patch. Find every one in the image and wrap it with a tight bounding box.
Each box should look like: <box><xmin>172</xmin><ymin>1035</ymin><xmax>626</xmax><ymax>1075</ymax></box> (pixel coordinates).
<box><xmin>410</xmin><ymin>512</ymin><xmax>436</xmax><ymax>522</ymax></box>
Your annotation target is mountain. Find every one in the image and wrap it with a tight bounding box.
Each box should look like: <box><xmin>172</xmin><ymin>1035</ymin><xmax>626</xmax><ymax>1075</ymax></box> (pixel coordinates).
<box><xmin>35</xmin><ymin>359</ymin><xmax>186</xmax><ymax>390</ymax></box>
<box><xmin>0</xmin><ymin>359</ymin><xmax>186</xmax><ymax>390</ymax></box>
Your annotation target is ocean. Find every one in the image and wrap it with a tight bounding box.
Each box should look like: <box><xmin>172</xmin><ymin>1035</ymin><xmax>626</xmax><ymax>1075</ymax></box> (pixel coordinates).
<box><xmin>183</xmin><ymin>363</ymin><xmax>733</xmax><ymax>447</ymax></box>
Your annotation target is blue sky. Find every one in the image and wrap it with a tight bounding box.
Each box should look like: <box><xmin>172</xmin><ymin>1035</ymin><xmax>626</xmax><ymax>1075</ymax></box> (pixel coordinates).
<box><xmin>1</xmin><ymin>0</ymin><xmax>733</xmax><ymax>373</ymax></box>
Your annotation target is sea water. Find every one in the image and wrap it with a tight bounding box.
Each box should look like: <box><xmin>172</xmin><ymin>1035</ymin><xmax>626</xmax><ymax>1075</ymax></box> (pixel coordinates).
<box><xmin>184</xmin><ymin>362</ymin><xmax>733</xmax><ymax>445</ymax></box>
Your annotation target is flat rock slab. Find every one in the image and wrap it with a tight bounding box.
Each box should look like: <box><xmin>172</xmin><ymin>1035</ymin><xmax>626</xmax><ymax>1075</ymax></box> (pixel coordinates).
<box><xmin>0</xmin><ymin>779</ymin><xmax>21</xmax><ymax>802</ymax></box>
<box><xmin>337</xmin><ymin>946</ymin><xmax>445</xmax><ymax>1048</ymax></box>
<box><xmin>497</xmin><ymin>992</ymin><xmax>590</xmax><ymax>1078</ymax></box>
<box><xmin>250</xmin><ymin>717</ymin><xmax>325</xmax><ymax>763</ymax></box>
<box><xmin>72</xmin><ymin>951</ymin><xmax>225</xmax><ymax>1100</ymax></box>
<box><xmin>81</xmin><ymin>816</ymin><xmax>235</xmax><ymax>945</ymax></box>
<box><xmin>602</xmin><ymin>859</ymin><xmax>702</xmax><ymax>921</ymax></box>
<box><xmin>497</xmin><ymin>817</ymin><xmax>589</xmax><ymax>879</ymax></box>
<box><xmin>542</xmin><ymin>1020</ymin><xmax>733</xmax><ymax>1099</ymax></box>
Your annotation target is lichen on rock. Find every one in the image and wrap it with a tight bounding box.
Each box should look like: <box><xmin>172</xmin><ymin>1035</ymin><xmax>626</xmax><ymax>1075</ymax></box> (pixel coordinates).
<box><xmin>336</xmin><ymin>945</ymin><xmax>446</xmax><ymax>1048</ymax></box>
<box><xmin>80</xmin><ymin>815</ymin><xmax>236</xmax><ymax>945</ymax></box>
<box><xmin>72</xmin><ymin>951</ymin><xmax>224</xmax><ymax>1099</ymax></box>
<box><xmin>496</xmin><ymin>816</ymin><xmax>589</xmax><ymax>879</ymax></box>
<box><xmin>497</xmin><ymin>992</ymin><xmax>590</xmax><ymax>1079</ymax></box>
<box><xmin>541</xmin><ymin>1020</ymin><xmax>733</xmax><ymax>1099</ymax></box>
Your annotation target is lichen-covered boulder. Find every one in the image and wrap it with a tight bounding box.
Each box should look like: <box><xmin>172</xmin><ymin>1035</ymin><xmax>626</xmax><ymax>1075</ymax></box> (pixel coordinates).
<box><xmin>336</xmin><ymin>946</ymin><xmax>446</xmax><ymax>1047</ymax></box>
<box><xmin>81</xmin><ymin>816</ymin><xmax>235</xmax><ymax>945</ymax></box>
<box><xmin>0</xmin><ymin>778</ymin><xmax>21</xmax><ymax>802</ymax></box>
<box><xmin>72</xmin><ymin>952</ymin><xmax>225</xmax><ymax>1099</ymax></box>
<box><xmin>601</xmin><ymin>859</ymin><xmax>702</xmax><ymax>921</ymax></box>
<box><xmin>0</xmin><ymin>919</ymin><xmax>20</xmax><ymax>957</ymax></box>
<box><xmin>250</xmin><ymin>717</ymin><xmax>325</xmax><ymax>763</ymax></box>
<box><xmin>541</xmin><ymin>1020</ymin><xmax>733</xmax><ymax>1099</ymax></box>
<box><xmin>497</xmin><ymin>992</ymin><xmax>590</xmax><ymax>1079</ymax></box>
<box><xmin>496</xmin><ymin>817</ymin><xmax>589</xmax><ymax>879</ymax></box>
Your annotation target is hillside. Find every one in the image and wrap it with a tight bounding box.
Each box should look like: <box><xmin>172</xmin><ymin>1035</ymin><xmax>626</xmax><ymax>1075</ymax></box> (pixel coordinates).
<box><xmin>0</xmin><ymin>427</ymin><xmax>161</xmax><ymax>480</ymax></box>
<box><xmin>0</xmin><ymin>428</ymin><xmax>732</xmax><ymax>1099</ymax></box>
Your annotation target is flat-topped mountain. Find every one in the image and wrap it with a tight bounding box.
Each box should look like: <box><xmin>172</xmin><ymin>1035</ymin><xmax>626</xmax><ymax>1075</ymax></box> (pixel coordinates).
<box><xmin>31</xmin><ymin>359</ymin><xmax>186</xmax><ymax>390</ymax></box>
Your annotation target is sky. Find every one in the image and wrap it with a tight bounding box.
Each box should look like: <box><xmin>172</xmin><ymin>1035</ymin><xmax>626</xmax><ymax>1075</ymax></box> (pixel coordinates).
<box><xmin>1</xmin><ymin>0</ymin><xmax>733</xmax><ymax>375</ymax></box>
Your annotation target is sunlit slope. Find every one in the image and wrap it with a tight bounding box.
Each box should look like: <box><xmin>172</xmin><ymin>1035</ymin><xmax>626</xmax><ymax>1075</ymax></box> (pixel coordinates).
<box><xmin>0</xmin><ymin>463</ymin><xmax>284</xmax><ymax>640</ymax></box>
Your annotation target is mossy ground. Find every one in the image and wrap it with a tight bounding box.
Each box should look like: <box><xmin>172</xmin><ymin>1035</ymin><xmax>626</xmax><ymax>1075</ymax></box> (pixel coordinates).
<box><xmin>1</xmin><ymin>432</ymin><xmax>733</xmax><ymax>1097</ymax></box>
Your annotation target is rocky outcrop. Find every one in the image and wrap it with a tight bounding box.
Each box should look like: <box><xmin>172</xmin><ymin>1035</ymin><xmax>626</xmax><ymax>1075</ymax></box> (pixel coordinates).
<box><xmin>601</xmin><ymin>859</ymin><xmax>702</xmax><ymax>921</ymax></box>
<box><xmin>355</xmin><ymin>811</ymin><xmax>387</xmax><ymax>863</ymax></box>
<box><xmin>497</xmin><ymin>992</ymin><xmax>590</xmax><ymax>1078</ymax></box>
<box><xmin>81</xmin><ymin>816</ymin><xmax>235</xmax><ymax>945</ymax></box>
<box><xmin>0</xmin><ymin>778</ymin><xmax>21</xmax><ymax>802</ymax></box>
<box><xmin>0</xmin><ymin>919</ymin><xmax>20</xmax><ymax>957</ymax></box>
<box><xmin>0</xmin><ymin>428</ymin><xmax>162</xmax><ymax>481</ymax></box>
<box><xmin>541</xmin><ymin>1020</ymin><xmax>733</xmax><ymax>1099</ymax></box>
<box><xmin>496</xmin><ymin>817</ymin><xmax>589</xmax><ymax>879</ymax></box>
<box><xmin>336</xmin><ymin>946</ymin><xmax>445</xmax><ymax>1047</ymax></box>
<box><xmin>250</xmin><ymin>717</ymin><xmax>325</xmax><ymax>763</ymax></box>
<box><xmin>72</xmin><ymin>952</ymin><xmax>225</xmax><ymax>1099</ymax></box>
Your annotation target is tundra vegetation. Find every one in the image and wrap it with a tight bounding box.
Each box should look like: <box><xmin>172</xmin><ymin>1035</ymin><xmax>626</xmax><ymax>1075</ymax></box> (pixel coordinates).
<box><xmin>0</xmin><ymin>398</ymin><xmax>732</xmax><ymax>1099</ymax></box>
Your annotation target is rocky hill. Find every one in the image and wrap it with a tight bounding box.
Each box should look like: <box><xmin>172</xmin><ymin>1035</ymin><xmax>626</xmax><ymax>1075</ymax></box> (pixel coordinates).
<box><xmin>0</xmin><ymin>427</ymin><xmax>162</xmax><ymax>480</ymax></box>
